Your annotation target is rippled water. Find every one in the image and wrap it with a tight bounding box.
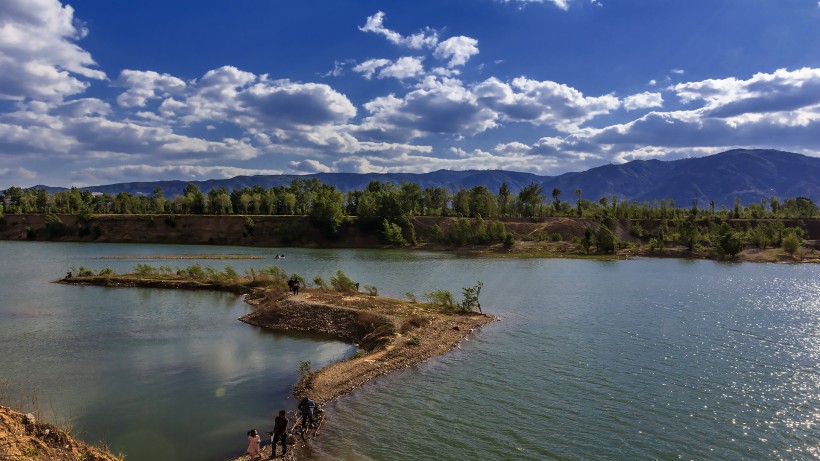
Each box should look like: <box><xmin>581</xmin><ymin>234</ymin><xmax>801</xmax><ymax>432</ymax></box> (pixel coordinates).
<box><xmin>313</xmin><ymin>259</ymin><xmax>820</xmax><ymax>460</ymax></box>
<box><xmin>1</xmin><ymin>242</ymin><xmax>818</xmax><ymax>460</ymax></box>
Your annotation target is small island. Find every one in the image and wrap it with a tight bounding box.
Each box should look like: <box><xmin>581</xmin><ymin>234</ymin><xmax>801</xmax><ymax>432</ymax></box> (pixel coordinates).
<box><xmin>56</xmin><ymin>265</ymin><xmax>494</xmax><ymax>461</ymax></box>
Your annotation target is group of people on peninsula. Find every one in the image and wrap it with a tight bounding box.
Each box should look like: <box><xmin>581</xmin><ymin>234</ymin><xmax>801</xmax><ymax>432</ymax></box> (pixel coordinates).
<box><xmin>245</xmin><ymin>397</ymin><xmax>321</xmax><ymax>460</ymax></box>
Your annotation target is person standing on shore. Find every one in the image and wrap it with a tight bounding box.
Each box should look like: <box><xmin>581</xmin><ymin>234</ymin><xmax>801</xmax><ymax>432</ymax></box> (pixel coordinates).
<box><xmin>246</xmin><ymin>429</ymin><xmax>262</xmax><ymax>460</ymax></box>
<box><xmin>270</xmin><ymin>410</ymin><xmax>289</xmax><ymax>458</ymax></box>
<box><xmin>298</xmin><ymin>397</ymin><xmax>316</xmax><ymax>430</ymax></box>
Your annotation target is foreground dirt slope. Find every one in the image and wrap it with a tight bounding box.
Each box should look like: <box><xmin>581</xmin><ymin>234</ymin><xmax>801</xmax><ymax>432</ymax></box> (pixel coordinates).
<box><xmin>0</xmin><ymin>405</ymin><xmax>121</xmax><ymax>461</ymax></box>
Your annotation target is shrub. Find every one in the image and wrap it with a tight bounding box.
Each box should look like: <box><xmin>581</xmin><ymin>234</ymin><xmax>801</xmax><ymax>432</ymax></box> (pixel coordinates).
<box><xmin>222</xmin><ymin>266</ymin><xmax>239</xmax><ymax>281</ymax></box>
<box><xmin>404</xmin><ymin>292</ymin><xmax>417</xmax><ymax>303</ymax></box>
<box><xmin>44</xmin><ymin>214</ymin><xmax>70</xmax><ymax>238</ymax></box>
<box><xmin>424</xmin><ymin>290</ymin><xmax>456</xmax><ymax>307</ymax></box>
<box><xmin>363</xmin><ymin>285</ymin><xmax>378</xmax><ymax>296</ymax></box>
<box><xmin>178</xmin><ymin>263</ymin><xmax>206</xmax><ymax>279</ymax></box>
<box><xmin>313</xmin><ymin>276</ymin><xmax>328</xmax><ymax>289</ymax></box>
<box><xmin>330</xmin><ymin>270</ymin><xmax>357</xmax><ymax>292</ymax></box>
<box><xmin>298</xmin><ymin>360</ymin><xmax>312</xmax><ymax>380</ymax></box>
<box><xmin>244</xmin><ymin>216</ymin><xmax>255</xmax><ymax>235</ymax></box>
<box><xmin>502</xmin><ymin>232</ymin><xmax>515</xmax><ymax>249</ymax></box>
<box><xmin>133</xmin><ymin>263</ymin><xmax>158</xmax><ymax>276</ymax></box>
<box><xmin>97</xmin><ymin>267</ymin><xmax>116</xmax><ymax>277</ymax></box>
<box><xmin>405</xmin><ymin>335</ymin><xmax>421</xmax><ymax>347</ymax></box>
<box><xmin>782</xmin><ymin>231</ymin><xmax>802</xmax><ymax>256</ymax></box>
<box><xmin>259</xmin><ymin>265</ymin><xmax>288</xmax><ymax>281</ymax></box>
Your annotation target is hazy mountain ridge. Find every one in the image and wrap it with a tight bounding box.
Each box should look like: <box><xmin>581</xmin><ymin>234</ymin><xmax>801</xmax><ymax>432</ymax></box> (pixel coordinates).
<box><xmin>27</xmin><ymin>149</ymin><xmax>819</xmax><ymax>207</ymax></box>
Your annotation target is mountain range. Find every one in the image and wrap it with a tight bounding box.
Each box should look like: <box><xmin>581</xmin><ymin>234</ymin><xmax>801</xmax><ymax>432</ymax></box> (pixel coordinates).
<box><xmin>28</xmin><ymin>149</ymin><xmax>820</xmax><ymax>207</ymax></box>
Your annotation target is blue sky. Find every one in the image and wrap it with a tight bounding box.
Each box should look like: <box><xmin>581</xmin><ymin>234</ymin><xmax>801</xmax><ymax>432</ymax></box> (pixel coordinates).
<box><xmin>1</xmin><ymin>0</ymin><xmax>819</xmax><ymax>189</ymax></box>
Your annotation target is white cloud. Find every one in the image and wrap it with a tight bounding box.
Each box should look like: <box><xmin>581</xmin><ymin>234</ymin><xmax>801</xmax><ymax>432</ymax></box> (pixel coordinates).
<box><xmin>359</xmin><ymin>11</ymin><xmax>438</xmax><ymax>49</ymax></box>
<box><xmin>333</xmin><ymin>156</ymin><xmax>386</xmax><ymax>173</ymax></box>
<box><xmin>288</xmin><ymin>159</ymin><xmax>331</xmax><ymax>173</ymax></box>
<box><xmin>434</xmin><ymin>36</ymin><xmax>479</xmax><ymax>68</ymax></box>
<box><xmin>496</xmin><ymin>0</ymin><xmax>570</xmax><ymax>10</ymax></box>
<box><xmin>353</xmin><ymin>59</ymin><xmax>391</xmax><ymax>79</ymax></box>
<box><xmin>145</xmin><ymin>66</ymin><xmax>357</xmax><ymax>130</ymax></box>
<box><xmin>671</xmin><ymin>69</ymin><xmax>685</xmax><ymax>75</ymax></box>
<box><xmin>71</xmin><ymin>164</ymin><xmax>284</xmax><ymax>186</ymax></box>
<box><xmin>623</xmin><ymin>92</ymin><xmax>663</xmax><ymax>111</ymax></box>
<box><xmin>473</xmin><ymin>77</ymin><xmax>620</xmax><ymax>131</ymax></box>
<box><xmin>116</xmin><ymin>70</ymin><xmax>186</xmax><ymax>108</ymax></box>
<box><xmin>358</xmin><ymin>76</ymin><xmax>498</xmax><ymax>142</ymax></box>
<box><xmin>0</xmin><ymin>0</ymin><xmax>105</xmax><ymax>101</ymax></box>
<box><xmin>378</xmin><ymin>57</ymin><xmax>425</xmax><ymax>80</ymax></box>
<box><xmin>672</xmin><ymin>67</ymin><xmax>820</xmax><ymax>118</ymax></box>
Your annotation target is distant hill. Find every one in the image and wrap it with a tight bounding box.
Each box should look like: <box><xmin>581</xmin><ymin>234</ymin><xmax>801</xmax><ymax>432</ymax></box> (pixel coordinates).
<box><xmin>26</xmin><ymin>149</ymin><xmax>820</xmax><ymax>207</ymax></box>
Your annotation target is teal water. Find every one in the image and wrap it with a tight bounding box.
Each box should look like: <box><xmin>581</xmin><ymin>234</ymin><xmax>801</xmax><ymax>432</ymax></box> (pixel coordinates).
<box><xmin>1</xmin><ymin>241</ymin><xmax>818</xmax><ymax>460</ymax></box>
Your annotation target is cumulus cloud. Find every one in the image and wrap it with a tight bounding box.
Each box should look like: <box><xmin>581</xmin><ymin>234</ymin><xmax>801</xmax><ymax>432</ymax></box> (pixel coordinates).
<box><xmin>0</xmin><ymin>0</ymin><xmax>105</xmax><ymax>100</ymax></box>
<box><xmin>116</xmin><ymin>70</ymin><xmax>186</xmax><ymax>108</ymax></box>
<box><xmin>672</xmin><ymin>67</ymin><xmax>820</xmax><ymax>118</ymax></box>
<box><xmin>623</xmin><ymin>92</ymin><xmax>663</xmax><ymax>111</ymax></box>
<box><xmin>434</xmin><ymin>36</ymin><xmax>479</xmax><ymax>68</ymax></box>
<box><xmin>473</xmin><ymin>77</ymin><xmax>620</xmax><ymax>130</ymax></box>
<box><xmin>288</xmin><ymin>159</ymin><xmax>331</xmax><ymax>173</ymax></box>
<box><xmin>357</xmin><ymin>77</ymin><xmax>498</xmax><ymax>142</ymax></box>
<box><xmin>146</xmin><ymin>66</ymin><xmax>357</xmax><ymax>130</ymax></box>
<box><xmin>378</xmin><ymin>57</ymin><xmax>425</xmax><ymax>80</ymax></box>
<box><xmin>359</xmin><ymin>11</ymin><xmax>438</xmax><ymax>49</ymax></box>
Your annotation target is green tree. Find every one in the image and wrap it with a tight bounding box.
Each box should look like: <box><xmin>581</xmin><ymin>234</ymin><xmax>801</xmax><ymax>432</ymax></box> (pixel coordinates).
<box><xmin>717</xmin><ymin>223</ymin><xmax>744</xmax><ymax>258</ymax></box>
<box><xmin>518</xmin><ymin>182</ymin><xmax>544</xmax><ymax>217</ymax></box>
<box><xmin>596</xmin><ymin>225</ymin><xmax>617</xmax><ymax>254</ymax></box>
<box><xmin>381</xmin><ymin>219</ymin><xmax>406</xmax><ymax>245</ymax></box>
<box><xmin>497</xmin><ymin>182</ymin><xmax>512</xmax><ymax>216</ymax></box>
<box><xmin>309</xmin><ymin>184</ymin><xmax>344</xmax><ymax>237</ymax></box>
<box><xmin>461</xmin><ymin>281</ymin><xmax>483</xmax><ymax>313</ymax></box>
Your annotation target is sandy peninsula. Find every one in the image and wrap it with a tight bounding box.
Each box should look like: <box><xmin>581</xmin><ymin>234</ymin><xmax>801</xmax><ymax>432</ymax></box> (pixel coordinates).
<box><xmin>230</xmin><ymin>288</ymin><xmax>494</xmax><ymax>460</ymax></box>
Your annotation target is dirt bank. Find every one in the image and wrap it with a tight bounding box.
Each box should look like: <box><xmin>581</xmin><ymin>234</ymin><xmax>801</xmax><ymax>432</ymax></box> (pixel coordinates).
<box><xmin>0</xmin><ymin>405</ymin><xmax>121</xmax><ymax>461</ymax></box>
<box><xmin>2</xmin><ymin>214</ymin><xmax>818</xmax><ymax>263</ymax></box>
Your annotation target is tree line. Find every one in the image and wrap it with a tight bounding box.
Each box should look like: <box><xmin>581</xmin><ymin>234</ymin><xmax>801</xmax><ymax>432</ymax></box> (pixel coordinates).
<box><xmin>3</xmin><ymin>179</ymin><xmax>817</xmax><ymax>220</ymax></box>
<box><xmin>2</xmin><ymin>179</ymin><xmax>817</xmax><ymax>255</ymax></box>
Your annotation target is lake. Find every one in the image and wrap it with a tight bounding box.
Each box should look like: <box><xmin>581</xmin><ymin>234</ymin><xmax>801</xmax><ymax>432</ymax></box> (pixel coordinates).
<box><xmin>0</xmin><ymin>241</ymin><xmax>818</xmax><ymax>460</ymax></box>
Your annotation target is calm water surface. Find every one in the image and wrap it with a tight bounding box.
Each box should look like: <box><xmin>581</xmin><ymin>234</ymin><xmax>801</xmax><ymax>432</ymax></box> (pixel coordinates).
<box><xmin>0</xmin><ymin>241</ymin><xmax>818</xmax><ymax>460</ymax></box>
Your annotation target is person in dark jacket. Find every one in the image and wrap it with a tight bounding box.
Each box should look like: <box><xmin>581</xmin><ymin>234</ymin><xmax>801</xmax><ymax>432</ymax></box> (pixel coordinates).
<box><xmin>298</xmin><ymin>397</ymin><xmax>316</xmax><ymax>430</ymax></box>
<box><xmin>269</xmin><ymin>410</ymin><xmax>289</xmax><ymax>458</ymax></box>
